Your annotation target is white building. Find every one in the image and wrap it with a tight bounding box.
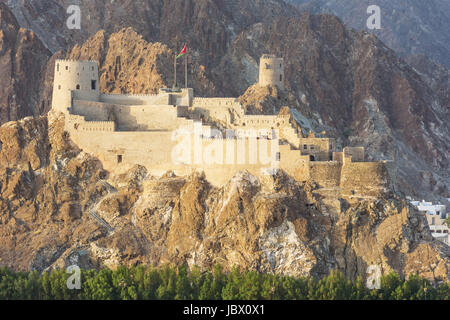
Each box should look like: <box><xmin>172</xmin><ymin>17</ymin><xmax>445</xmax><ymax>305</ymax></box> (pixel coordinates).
<box><xmin>425</xmin><ymin>215</ymin><xmax>449</xmax><ymax>245</ymax></box>
<box><xmin>408</xmin><ymin>199</ymin><xmax>449</xmax><ymax>245</ymax></box>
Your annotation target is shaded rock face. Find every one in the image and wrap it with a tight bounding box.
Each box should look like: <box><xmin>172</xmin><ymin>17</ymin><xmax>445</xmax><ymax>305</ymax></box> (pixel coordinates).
<box><xmin>0</xmin><ymin>3</ymin><xmax>51</xmax><ymax>124</ymax></box>
<box><xmin>0</xmin><ymin>116</ymin><xmax>448</xmax><ymax>282</ymax></box>
<box><xmin>65</xmin><ymin>28</ymin><xmax>216</xmax><ymax>96</ymax></box>
<box><xmin>289</xmin><ymin>0</ymin><xmax>450</xmax><ymax>69</ymax></box>
<box><xmin>3</xmin><ymin>0</ymin><xmax>298</xmax><ymax>65</ymax></box>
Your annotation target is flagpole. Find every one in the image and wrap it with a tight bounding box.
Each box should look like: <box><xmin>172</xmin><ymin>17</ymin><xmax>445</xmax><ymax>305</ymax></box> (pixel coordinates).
<box><xmin>185</xmin><ymin>53</ymin><xmax>188</xmax><ymax>89</ymax></box>
<box><xmin>174</xmin><ymin>55</ymin><xmax>177</xmax><ymax>89</ymax></box>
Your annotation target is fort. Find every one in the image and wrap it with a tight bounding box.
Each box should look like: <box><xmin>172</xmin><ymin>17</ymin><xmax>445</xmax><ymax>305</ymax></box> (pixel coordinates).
<box><xmin>51</xmin><ymin>54</ymin><xmax>394</xmax><ymax>195</ymax></box>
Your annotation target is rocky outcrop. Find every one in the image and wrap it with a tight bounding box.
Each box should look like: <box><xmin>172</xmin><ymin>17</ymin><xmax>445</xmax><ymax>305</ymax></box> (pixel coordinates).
<box><xmin>65</xmin><ymin>28</ymin><xmax>216</xmax><ymax>96</ymax></box>
<box><xmin>0</xmin><ymin>115</ymin><xmax>448</xmax><ymax>282</ymax></box>
<box><xmin>0</xmin><ymin>3</ymin><xmax>51</xmax><ymax>125</ymax></box>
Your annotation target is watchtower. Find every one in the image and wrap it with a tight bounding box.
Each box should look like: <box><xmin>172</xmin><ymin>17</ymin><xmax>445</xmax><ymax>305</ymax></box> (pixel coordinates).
<box><xmin>52</xmin><ymin>59</ymin><xmax>100</xmax><ymax>114</ymax></box>
<box><xmin>259</xmin><ymin>54</ymin><xmax>284</xmax><ymax>90</ymax></box>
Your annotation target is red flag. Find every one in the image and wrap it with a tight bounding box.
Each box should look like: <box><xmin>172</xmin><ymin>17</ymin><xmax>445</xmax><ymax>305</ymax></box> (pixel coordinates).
<box><xmin>176</xmin><ymin>45</ymin><xmax>187</xmax><ymax>59</ymax></box>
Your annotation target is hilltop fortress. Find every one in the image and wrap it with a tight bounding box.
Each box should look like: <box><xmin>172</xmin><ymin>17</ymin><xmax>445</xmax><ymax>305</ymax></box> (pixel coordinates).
<box><xmin>51</xmin><ymin>54</ymin><xmax>394</xmax><ymax>196</ymax></box>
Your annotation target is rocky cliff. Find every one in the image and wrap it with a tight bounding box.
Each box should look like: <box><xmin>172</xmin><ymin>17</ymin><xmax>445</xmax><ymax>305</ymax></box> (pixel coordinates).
<box><xmin>0</xmin><ymin>115</ymin><xmax>448</xmax><ymax>281</ymax></box>
<box><xmin>0</xmin><ymin>3</ymin><xmax>51</xmax><ymax>124</ymax></box>
<box><xmin>289</xmin><ymin>0</ymin><xmax>450</xmax><ymax>69</ymax></box>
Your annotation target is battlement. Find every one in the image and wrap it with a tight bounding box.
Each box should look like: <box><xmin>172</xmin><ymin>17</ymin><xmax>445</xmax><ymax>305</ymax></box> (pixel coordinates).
<box><xmin>78</xmin><ymin>121</ymin><xmax>115</xmax><ymax>132</ymax></box>
<box><xmin>100</xmin><ymin>93</ymin><xmax>160</xmax><ymax>99</ymax></box>
<box><xmin>55</xmin><ymin>59</ymin><xmax>98</xmax><ymax>63</ymax></box>
<box><xmin>261</xmin><ymin>54</ymin><xmax>278</xmax><ymax>59</ymax></box>
<box><xmin>192</xmin><ymin>98</ymin><xmax>239</xmax><ymax>106</ymax></box>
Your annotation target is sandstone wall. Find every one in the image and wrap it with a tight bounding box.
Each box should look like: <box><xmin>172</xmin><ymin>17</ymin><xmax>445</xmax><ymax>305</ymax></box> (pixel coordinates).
<box><xmin>69</xmin><ymin>128</ymin><xmax>281</xmax><ymax>187</ymax></box>
<box><xmin>72</xmin><ymin>100</ymin><xmax>189</xmax><ymax>131</ymax></box>
<box><xmin>191</xmin><ymin>97</ymin><xmax>243</xmax><ymax>124</ymax></box>
<box><xmin>340</xmin><ymin>162</ymin><xmax>391</xmax><ymax>197</ymax></box>
<box><xmin>72</xmin><ymin>100</ymin><xmax>112</xmax><ymax>121</ymax></box>
<box><xmin>299</xmin><ymin>137</ymin><xmax>334</xmax><ymax>161</ymax></box>
<box><xmin>309</xmin><ymin>162</ymin><xmax>342</xmax><ymax>188</ymax></box>
<box><xmin>100</xmin><ymin>93</ymin><xmax>167</xmax><ymax>106</ymax></box>
<box><xmin>344</xmin><ymin>147</ymin><xmax>365</xmax><ymax>162</ymax></box>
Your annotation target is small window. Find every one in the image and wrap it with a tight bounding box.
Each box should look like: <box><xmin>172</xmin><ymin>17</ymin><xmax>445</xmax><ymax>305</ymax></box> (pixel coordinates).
<box><xmin>276</xmin><ymin>152</ymin><xmax>281</xmax><ymax>161</ymax></box>
<box><xmin>76</xmin><ymin>84</ymin><xmax>80</xmax><ymax>90</ymax></box>
<box><xmin>57</xmin><ymin>64</ymin><xmax>60</xmax><ymax>72</ymax></box>
<box><xmin>91</xmin><ymin>80</ymin><xmax>97</xmax><ymax>90</ymax></box>
<box><xmin>92</xmin><ymin>66</ymin><xmax>94</xmax><ymax>71</ymax></box>
<box><xmin>304</xmin><ymin>145</ymin><xmax>308</xmax><ymax>150</ymax></box>
<box><xmin>58</xmin><ymin>85</ymin><xmax>61</xmax><ymax>90</ymax></box>
<box><xmin>66</xmin><ymin>66</ymin><xmax>69</xmax><ymax>70</ymax></box>
<box><xmin>117</xmin><ymin>155</ymin><xmax>123</xmax><ymax>164</ymax></box>
<box><xmin>280</xmin><ymin>74</ymin><xmax>283</xmax><ymax>82</ymax></box>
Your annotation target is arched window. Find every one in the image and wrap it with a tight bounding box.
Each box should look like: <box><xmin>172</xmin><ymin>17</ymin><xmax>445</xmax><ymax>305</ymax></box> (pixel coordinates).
<box><xmin>76</xmin><ymin>84</ymin><xmax>80</xmax><ymax>90</ymax></box>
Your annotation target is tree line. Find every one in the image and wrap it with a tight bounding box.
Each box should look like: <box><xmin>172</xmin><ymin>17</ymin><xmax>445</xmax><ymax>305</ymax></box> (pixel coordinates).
<box><xmin>0</xmin><ymin>265</ymin><xmax>448</xmax><ymax>300</ymax></box>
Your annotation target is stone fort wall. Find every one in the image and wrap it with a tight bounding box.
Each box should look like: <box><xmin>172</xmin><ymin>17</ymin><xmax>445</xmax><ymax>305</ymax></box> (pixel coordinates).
<box><xmin>53</xmin><ymin>59</ymin><xmax>392</xmax><ymax>195</ymax></box>
<box><xmin>340</xmin><ymin>162</ymin><xmax>392</xmax><ymax>197</ymax></box>
<box><xmin>68</xmin><ymin>127</ymin><xmax>286</xmax><ymax>186</ymax></box>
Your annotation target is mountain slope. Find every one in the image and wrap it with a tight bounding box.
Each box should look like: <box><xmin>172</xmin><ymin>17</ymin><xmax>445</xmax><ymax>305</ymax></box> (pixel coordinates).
<box><xmin>0</xmin><ymin>3</ymin><xmax>51</xmax><ymax>124</ymax></box>
<box><xmin>288</xmin><ymin>0</ymin><xmax>450</xmax><ymax>68</ymax></box>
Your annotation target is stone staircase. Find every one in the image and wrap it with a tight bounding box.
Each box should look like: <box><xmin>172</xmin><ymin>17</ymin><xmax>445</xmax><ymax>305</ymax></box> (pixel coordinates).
<box><xmin>88</xmin><ymin>210</ymin><xmax>114</xmax><ymax>234</ymax></box>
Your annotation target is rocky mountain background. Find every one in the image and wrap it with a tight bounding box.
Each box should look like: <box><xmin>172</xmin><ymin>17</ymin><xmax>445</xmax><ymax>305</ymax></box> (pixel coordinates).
<box><xmin>288</xmin><ymin>0</ymin><xmax>450</xmax><ymax>69</ymax></box>
<box><xmin>0</xmin><ymin>0</ymin><xmax>448</xmax><ymax>278</ymax></box>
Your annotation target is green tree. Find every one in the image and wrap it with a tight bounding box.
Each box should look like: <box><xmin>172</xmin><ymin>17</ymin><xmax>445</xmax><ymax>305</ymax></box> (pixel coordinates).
<box><xmin>221</xmin><ymin>266</ymin><xmax>242</xmax><ymax>300</ymax></box>
<box><xmin>175</xmin><ymin>265</ymin><xmax>191</xmax><ymax>300</ymax></box>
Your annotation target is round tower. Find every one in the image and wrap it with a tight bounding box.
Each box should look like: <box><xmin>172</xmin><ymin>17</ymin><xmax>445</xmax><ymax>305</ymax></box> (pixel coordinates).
<box><xmin>259</xmin><ymin>54</ymin><xmax>284</xmax><ymax>90</ymax></box>
<box><xmin>51</xmin><ymin>60</ymin><xmax>100</xmax><ymax>114</ymax></box>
